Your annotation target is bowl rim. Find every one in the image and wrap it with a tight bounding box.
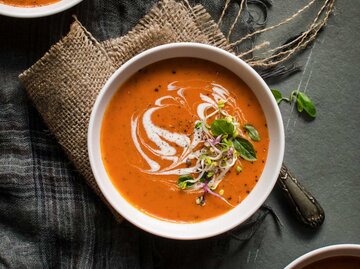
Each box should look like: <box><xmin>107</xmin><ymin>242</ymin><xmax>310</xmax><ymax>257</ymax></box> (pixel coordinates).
<box><xmin>285</xmin><ymin>244</ymin><xmax>360</xmax><ymax>268</ymax></box>
<box><xmin>0</xmin><ymin>0</ymin><xmax>82</xmax><ymax>18</ymax></box>
<box><xmin>88</xmin><ymin>42</ymin><xmax>285</xmax><ymax>240</ymax></box>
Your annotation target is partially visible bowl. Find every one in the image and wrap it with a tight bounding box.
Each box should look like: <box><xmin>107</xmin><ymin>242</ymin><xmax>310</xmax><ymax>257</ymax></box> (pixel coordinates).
<box><xmin>285</xmin><ymin>244</ymin><xmax>360</xmax><ymax>269</ymax></box>
<box><xmin>88</xmin><ymin>43</ymin><xmax>285</xmax><ymax>239</ymax></box>
<box><xmin>0</xmin><ymin>0</ymin><xmax>82</xmax><ymax>18</ymax></box>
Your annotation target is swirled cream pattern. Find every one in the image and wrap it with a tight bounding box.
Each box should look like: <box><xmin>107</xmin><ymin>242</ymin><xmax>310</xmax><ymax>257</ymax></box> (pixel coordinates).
<box><xmin>131</xmin><ymin>81</ymin><xmax>244</xmax><ymax>176</ymax></box>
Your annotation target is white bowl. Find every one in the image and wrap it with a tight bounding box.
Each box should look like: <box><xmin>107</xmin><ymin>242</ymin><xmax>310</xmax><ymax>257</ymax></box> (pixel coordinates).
<box><xmin>88</xmin><ymin>43</ymin><xmax>285</xmax><ymax>240</ymax></box>
<box><xmin>285</xmin><ymin>244</ymin><xmax>360</xmax><ymax>268</ymax></box>
<box><xmin>0</xmin><ymin>0</ymin><xmax>82</xmax><ymax>18</ymax></box>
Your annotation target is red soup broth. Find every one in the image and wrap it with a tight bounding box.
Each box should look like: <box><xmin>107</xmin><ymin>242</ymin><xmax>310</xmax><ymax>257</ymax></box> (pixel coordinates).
<box><xmin>301</xmin><ymin>256</ymin><xmax>360</xmax><ymax>269</ymax></box>
<box><xmin>101</xmin><ymin>58</ymin><xmax>269</xmax><ymax>222</ymax></box>
<box><xmin>0</xmin><ymin>0</ymin><xmax>59</xmax><ymax>7</ymax></box>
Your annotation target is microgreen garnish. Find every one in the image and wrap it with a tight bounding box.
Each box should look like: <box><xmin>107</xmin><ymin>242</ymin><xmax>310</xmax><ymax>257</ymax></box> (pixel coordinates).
<box><xmin>271</xmin><ymin>89</ymin><xmax>289</xmax><ymax>104</ymax></box>
<box><xmin>195</xmin><ymin>121</ymin><xmax>202</xmax><ymax>129</ymax></box>
<box><xmin>217</xmin><ymin>99</ymin><xmax>225</xmax><ymax>109</ymax></box>
<box><xmin>271</xmin><ymin>89</ymin><xmax>317</xmax><ymax>118</ymax></box>
<box><xmin>244</xmin><ymin>124</ymin><xmax>261</xmax><ymax>142</ymax></box>
<box><xmin>236</xmin><ymin>166</ymin><xmax>242</xmax><ymax>174</ymax></box>
<box><xmin>233</xmin><ymin>137</ymin><xmax>257</xmax><ymax>162</ymax></box>
<box><xmin>177</xmin><ymin>175</ymin><xmax>194</xmax><ymax>189</ymax></box>
<box><xmin>290</xmin><ymin>90</ymin><xmax>316</xmax><ymax>118</ymax></box>
<box><xmin>176</xmin><ymin>98</ymin><xmax>259</xmax><ymax>207</ymax></box>
<box><xmin>210</xmin><ymin>119</ymin><xmax>234</xmax><ymax>137</ymax></box>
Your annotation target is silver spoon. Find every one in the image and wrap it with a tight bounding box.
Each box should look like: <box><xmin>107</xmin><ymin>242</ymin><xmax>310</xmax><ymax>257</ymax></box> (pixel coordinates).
<box><xmin>277</xmin><ymin>164</ymin><xmax>325</xmax><ymax>228</ymax></box>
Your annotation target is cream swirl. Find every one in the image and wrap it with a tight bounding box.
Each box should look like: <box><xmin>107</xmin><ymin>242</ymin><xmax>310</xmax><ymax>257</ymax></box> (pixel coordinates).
<box><xmin>130</xmin><ymin>81</ymin><xmax>240</xmax><ymax>175</ymax></box>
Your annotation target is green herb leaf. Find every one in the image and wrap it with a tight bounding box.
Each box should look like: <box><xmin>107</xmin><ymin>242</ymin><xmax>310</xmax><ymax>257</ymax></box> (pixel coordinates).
<box><xmin>271</xmin><ymin>89</ymin><xmax>290</xmax><ymax>104</ymax></box>
<box><xmin>290</xmin><ymin>90</ymin><xmax>316</xmax><ymax>118</ymax></box>
<box><xmin>244</xmin><ymin>124</ymin><xmax>261</xmax><ymax>142</ymax></box>
<box><xmin>211</xmin><ymin>119</ymin><xmax>235</xmax><ymax>137</ymax></box>
<box><xmin>271</xmin><ymin>89</ymin><xmax>283</xmax><ymax>104</ymax></box>
<box><xmin>177</xmin><ymin>175</ymin><xmax>194</xmax><ymax>189</ymax></box>
<box><xmin>297</xmin><ymin>101</ymin><xmax>304</xmax><ymax>112</ymax></box>
<box><xmin>195</xmin><ymin>122</ymin><xmax>202</xmax><ymax>129</ymax></box>
<box><xmin>233</xmin><ymin>137</ymin><xmax>257</xmax><ymax>161</ymax></box>
<box><xmin>296</xmin><ymin>92</ymin><xmax>316</xmax><ymax>118</ymax></box>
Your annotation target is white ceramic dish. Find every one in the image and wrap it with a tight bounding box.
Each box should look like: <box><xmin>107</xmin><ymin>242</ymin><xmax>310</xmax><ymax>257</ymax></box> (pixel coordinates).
<box><xmin>88</xmin><ymin>43</ymin><xmax>285</xmax><ymax>240</ymax></box>
<box><xmin>285</xmin><ymin>244</ymin><xmax>360</xmax><ymax>268</ymax></box>
<box><xmin>0</xmin><ymin>0</ymin><xmax>82</xmax><ymax>18</ymax></box>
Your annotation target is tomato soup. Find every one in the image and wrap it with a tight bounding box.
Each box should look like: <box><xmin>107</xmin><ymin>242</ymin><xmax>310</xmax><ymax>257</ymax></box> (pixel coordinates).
<box><xmin>101</xmin><ymin>58</ymin><xmax>269</xmax><ymax>222</ymax></box>
<box><xmin>301</xmin><ymin>256</ymin><xmax>360</xmax><ymax>269</ymax></box>
<box><xmin>0</xmin><ymin>0</ymin><xmax>59</xmax><ymax>7</ymax></box>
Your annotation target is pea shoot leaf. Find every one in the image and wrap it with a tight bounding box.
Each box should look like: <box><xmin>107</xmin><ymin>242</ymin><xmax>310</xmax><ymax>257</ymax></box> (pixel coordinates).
<box><xmin>177</xmin><ymin>175</ymin><xmax>194</xmax><ymax>189</ymax></box>
<box><xmin>244</xmin><ymin>124</ymin><xmax>261</xmax><ymax>142</ymax></box>
<box><xmin>195</xmin><ymin>122</ymin><xmax>202</xmax><ymax>129</ymax></box>
<box><xmin>275</xmin><ymin>89</ymin><xmax>317</xmax><ymax>118</ymax></box>
<box><xmin>211</xmin><ymin>119</ymin><xmax>235</xmax><ymax>137</ymax></box>
<box><xmin>233</xmin><ymin>137</ymin><xmax>257</xmax><ymax>161</ymax></box>
<box><xmin>271</xmin><ymin>89</ymin><xmax>284</xmax><ymax>104</ymax></box>
<box><xmin>296</xmin><ymin>92</ymin><xmax>316</xmax><ymax>118</ymax></box>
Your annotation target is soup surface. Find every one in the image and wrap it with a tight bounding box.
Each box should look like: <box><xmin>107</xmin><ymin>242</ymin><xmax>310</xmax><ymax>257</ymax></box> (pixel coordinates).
<box><xmin>0</xmin><ymin>0</ymin><xmax>59</xmax><ymax>7</ymax></box>
<box><xmin>301</xmin><ymin>256</ymin><xmax>360</xmax><ymax>269</ymax></box>
<box><xmin>101</xmin><ymin>58</ymin><xmax>269</xmax><ymax>222</ymax></box>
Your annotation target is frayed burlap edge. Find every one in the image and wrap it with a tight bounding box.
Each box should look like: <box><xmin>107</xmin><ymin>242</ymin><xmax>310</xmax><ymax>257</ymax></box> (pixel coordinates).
<box><xmin>19</xmin><ymin>20</ymin><xmax>125</xmax><ymax>220</ymax></box>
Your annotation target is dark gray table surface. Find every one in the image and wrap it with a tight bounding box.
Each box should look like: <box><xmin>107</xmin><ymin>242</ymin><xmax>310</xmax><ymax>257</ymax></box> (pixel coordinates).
<box><xmin>0</xmin><ymin>0</ymin><xmax>359</xmax><ymax>268</ymax></box>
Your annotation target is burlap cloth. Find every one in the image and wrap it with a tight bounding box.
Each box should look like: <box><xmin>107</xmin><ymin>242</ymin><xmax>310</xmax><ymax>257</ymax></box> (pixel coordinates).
<box><xmin>19</xmin><ymin>0</ymin><xmax>243</xmax><ymax>219</ymax></box>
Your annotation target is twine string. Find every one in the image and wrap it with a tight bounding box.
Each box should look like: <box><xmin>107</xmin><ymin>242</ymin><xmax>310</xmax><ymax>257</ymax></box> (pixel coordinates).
<box><xmin>218</xmin><ymin>0</ymin><xmax>232</xmax><ymax>26</ymax></box>
<box><xmin>265</xmin><ymin>0</ymin><xmax>330</xmax><ymax>55</ymax></box>
<box><xmin>217</xmin><ymin>0</ymin><xmax>335</xmax><ymax>67</ymax></box>
<box><xmin>236</xmin><ymin>41</ymin><xmax>269</xmax><ymax>58</ymax></box>
<box><xmin>248</xmin><ymin>0</ymin><xmax>335</xmax><ymax>67</ymax></box>
<box><xmin>227</xmin><ymin>0</ymin><xmax>245</xmax><ymax>40</ymax></box>
<box><xmin>229</xmin><ymin>0</ymin><xmax>317</xmax><ymax>47</ymax></box>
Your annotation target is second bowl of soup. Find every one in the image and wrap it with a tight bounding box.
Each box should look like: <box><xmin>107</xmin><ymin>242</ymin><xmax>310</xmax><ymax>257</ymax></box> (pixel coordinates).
<box><xmin>0</xmin><ymin>0</ymin><xmax>82</xmax><ymax>18</ymax></box>
<box><xmin>88</xmin><ymin>43</ymin><xmax>284</xmax><ymax>239</ymax></box>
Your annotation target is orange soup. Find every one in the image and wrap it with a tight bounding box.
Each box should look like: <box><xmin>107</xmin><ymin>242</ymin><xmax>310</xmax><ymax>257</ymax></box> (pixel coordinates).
<box><xmin>0</xmin><ymin>0</ymin><xmax>59</xmax><ymax>7</ymax></box>
<box><xmin>101</xmin><ymin>58</ymin><xmax>269</xmax><ymax>222</ymax></box>
<box><xmin>301</xmin><ymin>256</ymin><xmax>360</xmax><ymax>269</ymax></box>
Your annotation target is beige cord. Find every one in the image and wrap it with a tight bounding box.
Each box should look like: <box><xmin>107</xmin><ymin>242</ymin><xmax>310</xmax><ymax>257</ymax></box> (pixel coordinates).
<box><xmin>218</xmin><ymin>0</ymin><xmax>232</xmax><ymax>26</ymax></box>
<box><xmin>230</xmin><ymin>0</ymin><xmax>317</xmax><ymax>47</ymax></box>
<box><xmin>248</xmin><ymin>0</ymin><xmax>335</xmax><ymax>68</ymax></box>
<box><xmin>227</xmin><ymin>0</ymin><xmax>245</xmax><ymax>40</ymax></box>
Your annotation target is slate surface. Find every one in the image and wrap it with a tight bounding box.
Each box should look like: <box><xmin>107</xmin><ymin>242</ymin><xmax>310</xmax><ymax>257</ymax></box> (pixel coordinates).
<box><xmin>0</xmin><ymin>0</ymin><xmax>359</xmax><ymax>268</ymax></box>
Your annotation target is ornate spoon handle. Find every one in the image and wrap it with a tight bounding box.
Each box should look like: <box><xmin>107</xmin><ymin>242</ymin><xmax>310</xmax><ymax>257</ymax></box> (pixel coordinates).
<box><xmin>277</xmin><ymin>164</ymin><xmax>325</xmax><ymax>228</ymax></box>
